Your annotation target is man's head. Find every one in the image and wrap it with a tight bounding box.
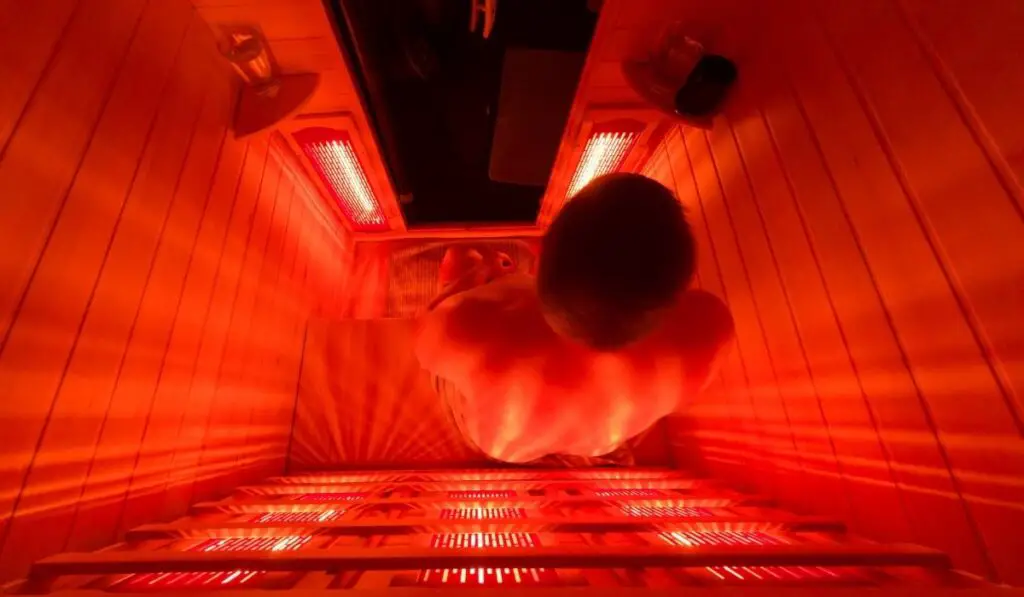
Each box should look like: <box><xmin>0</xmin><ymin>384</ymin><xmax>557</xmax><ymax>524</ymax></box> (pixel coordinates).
<box><xmin>537</xmin><ymin>173</ymin><xmax>696</xmax><ymax>351</ymax></box>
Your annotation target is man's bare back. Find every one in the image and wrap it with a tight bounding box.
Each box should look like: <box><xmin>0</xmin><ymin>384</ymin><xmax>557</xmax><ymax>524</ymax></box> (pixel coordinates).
<box><xmin>416</xmin><ymin>273</ymin><xmax>733</xmax><ymax>463</ymax></box>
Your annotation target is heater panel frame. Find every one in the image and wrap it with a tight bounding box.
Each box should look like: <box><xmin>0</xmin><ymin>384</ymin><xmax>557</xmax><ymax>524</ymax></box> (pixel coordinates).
<box><xmin>539</xmin><ymin>104</ymin><xmax>670</xmax><ymax>227</ymax></box>
<box><xmin>279</xmin><ymin>112</ymin><xmax>406</xmax><ymax>235</ymax></box>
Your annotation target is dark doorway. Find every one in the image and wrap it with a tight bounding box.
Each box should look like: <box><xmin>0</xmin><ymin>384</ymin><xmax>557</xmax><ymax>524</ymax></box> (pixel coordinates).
<box><xmin>330</xmin><ymin>0</ymin><xmax>598</xmax><ymax>225</ymax></box>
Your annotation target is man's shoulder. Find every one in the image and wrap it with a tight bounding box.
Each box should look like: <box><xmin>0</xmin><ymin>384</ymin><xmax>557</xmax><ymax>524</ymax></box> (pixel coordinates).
<box><xmin>416</xmin><ymin>275</ymin><xmax>552</xmax><ymax>374</ymax></box>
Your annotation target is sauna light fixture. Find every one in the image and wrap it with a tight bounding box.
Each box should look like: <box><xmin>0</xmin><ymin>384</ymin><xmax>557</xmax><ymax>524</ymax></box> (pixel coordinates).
<box><xmin>223</xmin><ymin>26</ymin><xmax>279</xmax><ymax>96</ymax></box>
<box><xmin>222</xmin><ymin>25</ymin><xmax>320</xmax><ymax>139</ymax></box>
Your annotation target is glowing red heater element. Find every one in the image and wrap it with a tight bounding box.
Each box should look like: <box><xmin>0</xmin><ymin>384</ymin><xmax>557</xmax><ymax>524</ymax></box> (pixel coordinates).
<box><xmin>295</xmin><ymin>492</ymin><xmax>367</xmax><ymax>502</ymax></box>
<box><xmin>659</xmin><ymin>530</ymin><xmax>788</xmax><ymax>547</ymax></box>
<box><xmin>566</xmin><ymin>127</ymin><xmax>641</xmax><ymax>199</ymax></box>
<box><xmin>292</xmin><ymin>127</ymin><xmax>388</xmax><ymax>232</ymax></box>
<box><xmin>594</xmin><ymin>488</ymin><xmax>664</xmax><ymax>498</ymax></box>
<box><xmin>621</xmin><ymin>504</ymin><xmax>714</xmax><ymax>517</ymax></box>
<box><xmin>417</xmin><ymin>533</ymin><xmax>557</xmax><ymax>587</ymax></box>
<box><xmin>440</xmin><ymin>507</ymin><xmax>526</xmax><ymax>520</ymax></box>
<box><xmin>112</xmin><ymin>537</ymin><xmax>310</xmax><ymax>590</ymax></box>
<box><xmin>448</xmin><ymin>490</ymin><xmax>516</xmax><ymax>499</ymax></box>
<box><xmin>249</xmin><ymin>510</ymin><xmax>343</xmax><ymax>523</ymax></box>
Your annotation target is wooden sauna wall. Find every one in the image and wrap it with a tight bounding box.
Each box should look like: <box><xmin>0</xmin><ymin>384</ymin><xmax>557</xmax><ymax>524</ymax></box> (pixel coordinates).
<box><xmin>582</xmin><ymin>0</ymin><xmax>1024</xmax><ymax>585</ymax></box>
<box><xmin>0</xmin><ymin>0</ymin><xmax>351</xmax><ymax>580</ymax></box>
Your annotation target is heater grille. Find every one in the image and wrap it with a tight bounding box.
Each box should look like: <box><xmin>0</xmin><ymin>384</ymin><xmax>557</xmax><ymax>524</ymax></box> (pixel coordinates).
<box><xmin>566</xmin><ymin>131</ymin><xmax>638</xmax><ymax>198</ymax></box>
<box><xmin>440</xmin><ymin>507</ymin><xmax>527</xmax><ymax>520</ymax></box>
<box><xmin>111</xmin><ymin>537</ymin><xmax>310</xmax><ymax>591</ymax></box>
<box><xmin>417</xmin><ymin>533</ymin><xmax>557</xmax><ymax>587</ymax></box>
<box><xmin>295</xmin><ymin>492</ymin><xmax>367</xmax><ymax>502</ymax></box>
<box><xmin>621</xmin><ymin>504</ymin><xmax>715</xmax><ymax>517</ymax></box>
<box><xmin>417</xmin><ymin>567</ymin><xmax>559</xmax><ymax>587</ymax></box>
<box><xmin>293</xmin><ymin>128</ymin><xmax>388</xmax><ymax>232</ymax></box>
<box><xmin>703</xmin><ymin>566</ymin><xmax>851</xmax><ymax>582</ymax></box>
<box><xmin>431</xmin><ymin>532</ymin><xmax>539</xmax><ymax>548</ymax></box>
<box><xmin>249</xmin><ymin>510</ymin><xmax>343</xmax><ymax>523</ymax></box>
<box><xmin>595</xmin><ymin>489</ymin><xmax>663</xmax><ymax>498</ymax></box>
<box><xmin>659</xmin><ymin>530</ymin><xmax>788</xmax><ymax>547</ymax></box>
<box><xmin>448</xmin><ymin>490</ymin><xmax>516</xmax><ymax>499</ymax></box>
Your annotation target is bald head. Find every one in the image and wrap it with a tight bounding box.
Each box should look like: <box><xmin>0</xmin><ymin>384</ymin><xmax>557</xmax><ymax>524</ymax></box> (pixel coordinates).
<box><xmin>537</xmin><ymin>173</ymin><xmax>696</xmax><ymax>350</ymax></box>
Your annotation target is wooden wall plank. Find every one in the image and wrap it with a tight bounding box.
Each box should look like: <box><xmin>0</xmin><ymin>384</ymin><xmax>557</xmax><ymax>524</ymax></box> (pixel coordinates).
<box><xmin>0</xmin><ymin>0</ymin><xmax>354</xmax><ymax>581</ymax></box>
<box><xmin>0</xmin><ymin>1</ymin><xmax>80</xmax><ymax>151</ymax></box>
<box><xmin>0</xmin><ymin>0</ymin><xmax>192</xmax><ymax>575</ymax></box>
<box><xmin>0</xmin><ymin>0</ymin><xmax>145</xmax><ymax>347</ymax></box>
<box><xmin>0</xmin><ymin>0</ymin><xmax>149</xmax><ymax>572</ymax></box>
<box><xmin>186</xmin><ymin>137</ymin><xmax>271</xmax><ymax>504</ymax></box>
<box><xmin>596</xmin><ymin>0</ymin><xmax>1024</xmax><ymax>583</ymax></box>
<box><xmin>813</xmin><ymin>0</ymin><xmax>1024</xmax><ymax>582</ymax></box>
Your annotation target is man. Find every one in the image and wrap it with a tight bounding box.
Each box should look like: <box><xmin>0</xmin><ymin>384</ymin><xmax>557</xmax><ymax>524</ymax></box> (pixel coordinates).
<box><xmin>416</xmin><ymin>173</ymin><xmax>733</xmax><ymax>463</ymax></box>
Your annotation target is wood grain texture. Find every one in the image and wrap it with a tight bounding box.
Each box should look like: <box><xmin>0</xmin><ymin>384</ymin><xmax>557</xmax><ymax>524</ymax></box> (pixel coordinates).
<box><xmin>0</xmin><ymin>0</ymin><xmax>351</xmax><ymax>581</ymax></box>
<box><xmin>566</xmin><ymin>0</ymin><xmax>1024</xmax><ymax>584</ymax></box>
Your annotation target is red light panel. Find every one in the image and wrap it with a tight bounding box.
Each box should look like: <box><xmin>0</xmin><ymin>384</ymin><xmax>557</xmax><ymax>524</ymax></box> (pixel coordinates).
<box><xmin>249</xmin><ymin>510</ymin><xmax>343</xmax><ymax>523</ymax></box>
<box><xmin>660</xmin><ymin>530</ymin><xmax>788</xmax><ymax>547</ymax></box>
<box><xmin>621</xmin><ymin>504</ymin><xmax>714</xmax><ymax>517</ymax></box>
<box><xmin>595</xmin><ymin>489</ymin><xmax>664</xmax><ymax>498</ymax></box>
<box><xmin>440</xmin><ymin>507</ymin><xmax>526</xmax><ymax>520</ymax></box>
<box><xmin>292</xmin><ymin>127</ymin><xmax>388</xmax><ymax>232</ymax></box>
<box><xmin>112</xmin><ymin>537</ymin><xmax>310</xmax><ymax>591</ymax></box>
<box><xmin>566</xmin><ymin>131</ymin><xmax>639</xmax><ymax>198</ymax></box>
<box><xmin>448</xmin><ymin>490</ymin><xmax>516</xmax><ymax>499</ymax></box>
<box><xmin>296</xmin><ymin>492</ymin><xmax>367</xmax><ymax>502</ymax></box>
<box><xmin>417</xmin><ymin>567</ymin><xmax>559</xmax><ymax>587</ymax></box>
